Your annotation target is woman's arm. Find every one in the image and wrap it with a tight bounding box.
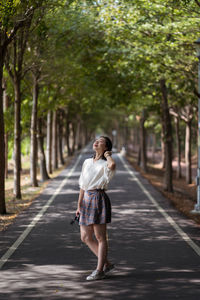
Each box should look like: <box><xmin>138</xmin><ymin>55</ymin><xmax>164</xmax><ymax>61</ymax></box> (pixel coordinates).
<box><xmin>104</xmin><ymin>151</ymin><xmax>116</xmax><ymax>170</ymax></box>
<box><xmin>76</xmin><ymin>188</ymin><xmax>84</xmax><ymax>217</ymax></box>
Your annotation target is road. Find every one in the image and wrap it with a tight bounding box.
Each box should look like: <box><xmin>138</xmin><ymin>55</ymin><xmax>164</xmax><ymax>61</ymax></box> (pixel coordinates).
<box><xmin>0</xmin><ymin>146</ymin><xmax>200</xmax><ymax>299</ymax></box>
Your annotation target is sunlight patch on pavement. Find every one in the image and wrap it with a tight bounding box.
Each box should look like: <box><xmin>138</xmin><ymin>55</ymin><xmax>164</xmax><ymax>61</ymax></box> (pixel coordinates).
<box><xmin>108</xmin><ymin>188</ymin><xmax>126</xmax><ymax>194</ymax></box>
<box><xmin>112</xmin><ymin>209</ymin><xmax>176</xmax><ymax>214</ymax></box>
<box><xmin>118</xmin><ymin>154</ymin><xmax>200</xmax><ymax>258</ymax></box>
<box><xmin>0</xmin><ymin>263</ymin><xmax>137</xmax><ymax>299</ymax></box>
<box><xmin>155</xmin><ymin>267</ymin><xmax>196</xmax><ymax>273</ymax></box>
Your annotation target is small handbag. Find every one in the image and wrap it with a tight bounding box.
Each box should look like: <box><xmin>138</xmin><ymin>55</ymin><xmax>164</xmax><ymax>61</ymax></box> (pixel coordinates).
<box><xmin>70</xmin><ymin>215</ymin><xmax>80</xmax><ymax>225</ymax></box>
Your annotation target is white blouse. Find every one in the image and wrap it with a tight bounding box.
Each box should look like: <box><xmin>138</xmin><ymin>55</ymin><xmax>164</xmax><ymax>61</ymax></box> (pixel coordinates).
<box><xmin>79</xmin><ymin>158</ymin><xmax>115</xmax><ymax>191</ymax></box>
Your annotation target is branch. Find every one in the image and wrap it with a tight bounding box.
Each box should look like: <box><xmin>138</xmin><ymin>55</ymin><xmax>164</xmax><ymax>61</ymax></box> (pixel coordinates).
<box><xmin>179</xmin><ymin>106</ymin><xmax>196</xmax><ymax>123</ymax></box>
<box><xmin>4</xmin><ymin>6</ymin><xmax>35</xmax><ymax>48</ymax></box>
<box><xmin>169</xmin><ymin>108</ymin><xmax>179</xmax><ymax>118</ymax></box>
<box><xmin>22</xmin><ymin>65</ymin><xmax>32</xmax><ymax>78</ymax></box>
<box><xmin>179</xmin><ymin>114</ymin><xmax>188</xmax><ymax>123</ymax></box>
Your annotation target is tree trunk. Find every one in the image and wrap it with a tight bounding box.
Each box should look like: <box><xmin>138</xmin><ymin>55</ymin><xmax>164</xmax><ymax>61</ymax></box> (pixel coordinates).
<box><xmin>152</xmin><ymin>133</ymin><xmax>156</xmax><ymax>163</ymax></box>
<box><xmin>139</xmin><ymin>111</ymin><xmax>147</xmax><ymax>172</ymax></box>
<box><xmin>135</xmin><ymin>126</ymin><xmax>140</xmax><ymax>154</ymax></box>
<box><xmin>0</xmin><ymin>48</ymin><xmax>6</xmax><ymax>214</ymax></box>
<box><xmin>161</xmin><ymin>126</ymin><xmax>165</xmax><ymax>169</ymax></box>
<box><xmin>3</xmin><ymin>79</ymin><xmax>9</xmax><ymax>179</ymax></box>
<box><xmin>66</xmin><ymin>120</ymin><xmax>72</xmax><ymax>156</ymax></box>
<box><xmin>4</xmin><ymin>130</ymin><xmax>8</xmax><ymax>179</ymax></box>
<box><xmin>76</xmin><ymin>119</ymin><xmax>82</xmax><ymax>150</ymax></box>
<box><xmin>47</xmin><ymin>111</ymin><xmax>52</xmax><ymax>174</ymax></box>
<box><xmin>58</xmin><ymin>110</ymin><xmax>64</xmax><ymax>165</ymax></box>
<box><xmin>30</xmin><ymin>74</ymin><xmax>39</xmax><ymax>187</ymax></box>
<box><xmin>37</xmin><ymin>118</ymin><xmax>49</xmax><ymax>181</ymax></box>
<box><xmin>196</xmin><ymin>109</ymin><xmax>198</xmax><ymax>159</ymax></box>
<box><xmin>13</xmin><ymin>77</ymin><xmax>22</xmax><ymax>199</ymax></box>
<box><xmin>71</xmin><ymin>122</ymin><xmax>77</xmax><ymax>154</ymax></box>
<box><xmin>160</xmin><ymin>79</ymin><xmax>173</xmax><ymax>192</ymax></box>
<box><xmin>185</xmin><ymin>121</ymin><xmax>192</xmax><ymax>184</ymax></box>
<box><xmin>174</xmin><ymin>115</ymin><xmax>182</xmax><ymax>179</ymax></box>
<box><xmin>52</xmin><ymin>111</ymin><xmax>58</xmax><ymax>169</ymax></box>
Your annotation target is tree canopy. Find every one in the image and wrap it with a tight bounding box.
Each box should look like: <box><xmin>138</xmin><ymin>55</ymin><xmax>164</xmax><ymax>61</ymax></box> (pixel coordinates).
<box><xmin>1</xmin><ymin>0</ymin><xmax>200</xmax><ymax>212</ymax></box>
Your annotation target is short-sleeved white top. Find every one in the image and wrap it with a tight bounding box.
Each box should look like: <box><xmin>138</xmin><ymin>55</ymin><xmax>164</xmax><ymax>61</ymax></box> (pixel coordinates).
<box><xmin>79</xmin><ymin>158</ymin><xmax>115</xmax><ymax>191</ymax></box>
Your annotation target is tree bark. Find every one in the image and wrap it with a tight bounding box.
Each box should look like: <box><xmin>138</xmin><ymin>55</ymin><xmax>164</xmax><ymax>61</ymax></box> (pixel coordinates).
<box><xmin>152</xmin><ymin>133</ymin><xmax>156</xmax><ymax>163</ymax></box>
<box><xmin>3</xmin><ymin>79</ymin><xmax>9</xmax><ymax>179</ymax></box>
<box><xmin>80</xmin><ymin>121</ymin><xmax>85</xmax><ymax>150</ymax></box>
<box><xmin>161</xmin><ymin>126</ymin><xmax>165</xmax><ymax>169</ymax></box>
<box><xmin>4</xmin><ymin>129</ymin><xmax>8</xmax><ymax>179</ymax></box>
<box><xmin>174</xmin><ymin>115</ymin><xmax>182</xmax><ymax>179</ymax></box>
<box><xmin>66</xmin><ymin>120</ymin><xmax>72</xmax><ymax>156</ymax></box>
<box><xmin>58</xmin><ymin>110</ymin><xmax>65</xmax><ymax>165</ymax></box>
<box><xmin>47</xmin><ymin>111</ymin><xmax>52</xmax><ymax>174</ymax></box>
<box><xmin>160</xmin><ymin>79</ymin><xmax>173</xmax><ymax>192</ymax></box>
<box><xmin>52</xmin><ymin>111</ymin><xmax>58</xmax><ymax>169</ymax></box>
<box><xmin>37</xmin><ymin>118</ymin><xmax>49</xmax><ymax>182</ymax></box>
<box><xmin>178</xmin><ymin>105</ymin><xmax>195</xmax><ymax>184</ymax></box>
<box><xmin>75</xmin><ymin>119</ymin><xmax>82</xmax><ymax>150</ymax></box>
<box><xmin>139</xmin><ymin>111</ymin><xmax>147</xmax><ymax>172</ymax></box>
<box><xmin>0</xmin><ymin>49</ymin><xmax>6</xmax><ymax>214</ymax></box>
<box><xmin>30</xmin><ymin>73</ymin><xmax>39</xmax><ymax>187</ymax></box>
<box><xmin>71</xmin><ymin>122</ymin><xmax>77</xmax><ymax>154</ymax></box>
<box><xmin>185</xmin><ymin>121</ymin><xmax>192</xmax><ymax>184</ymax></box>
<box><xmin>13</xmin><ymin>77</ymin><xmax>22</xmax><ymax>199</ymax></box>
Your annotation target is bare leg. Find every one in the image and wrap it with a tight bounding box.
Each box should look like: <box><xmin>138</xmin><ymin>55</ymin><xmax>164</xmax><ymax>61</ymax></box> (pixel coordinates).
<box><xmin>80</xmin><ymin>225</ymin><xmax>110</xmax><ymax>268</ymax></box>
<box><xmin>80</xmin><ymin>225</ymin><xmax>98</xmax><ymax>256</ymax></box>
<box><xmin>93</xmin><ymin>224</ymin><xmax>108</xmax><ymax>272</ymax></box>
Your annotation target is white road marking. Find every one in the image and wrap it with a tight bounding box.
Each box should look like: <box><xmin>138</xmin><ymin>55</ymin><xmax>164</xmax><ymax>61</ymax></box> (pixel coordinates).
<box><xmin>118</xmin><ymin>154</ymin><xmax>200</xmax><ymax>257</ymax></box>
<box><xmin>0</xmin><ymin>153</ymin><xmax>83</xmax><ymax>269</ymax></box>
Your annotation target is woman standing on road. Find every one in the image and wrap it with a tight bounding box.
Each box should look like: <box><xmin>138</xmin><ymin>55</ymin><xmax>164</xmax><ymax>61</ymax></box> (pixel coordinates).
<box><xmin>76</xmin><ymin>136</ymin><xmax>116</xmax><ymax>281</ymax></box>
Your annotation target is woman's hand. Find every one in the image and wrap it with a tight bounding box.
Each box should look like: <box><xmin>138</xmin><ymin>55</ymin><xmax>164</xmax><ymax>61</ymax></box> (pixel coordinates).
<box><xmin>104</xmin><ymin>151</ymin><xmax>112</xmax><ymax>158</ymax></box>
<box><xmin>76</xmin><ymin>208</ymin><xmax>80</xmax><ymax>217</ymax></box>
<box><xmin>104</xmin><ymin>151</ymin><xmax>116</xmax><ymax>170</ymax></box>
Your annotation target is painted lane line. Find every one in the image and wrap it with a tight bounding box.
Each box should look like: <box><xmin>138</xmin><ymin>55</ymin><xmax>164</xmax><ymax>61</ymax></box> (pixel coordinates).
<box><xmin>0</xmin><ymin>153</ymin><xmax>83</xmax><ymax>270</ymax></box>
<box><xmin>118</xmin><ymin>154</ymin><xmax>200</xmax><ymax>257</ymax></box>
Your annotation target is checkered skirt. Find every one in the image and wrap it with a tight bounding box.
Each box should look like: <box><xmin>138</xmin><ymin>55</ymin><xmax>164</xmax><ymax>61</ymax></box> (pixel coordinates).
<box><xmin>79</xmin><ymin>189</ymin><xmax>111</xmax><ymax>226</ymax></box>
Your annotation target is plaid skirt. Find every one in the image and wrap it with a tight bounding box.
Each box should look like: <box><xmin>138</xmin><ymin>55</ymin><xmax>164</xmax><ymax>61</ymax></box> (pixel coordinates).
<box><xmin>79</xmin><ymin>189</ymin><xmax>111</xmax><ymax>226</ymax></box>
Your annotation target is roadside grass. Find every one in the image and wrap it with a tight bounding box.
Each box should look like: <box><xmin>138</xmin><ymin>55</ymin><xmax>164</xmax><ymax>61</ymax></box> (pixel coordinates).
<box><xmin>0</xmin><ymin>154</ymin><xmax>73</xmax><ymax>232</ymax></box>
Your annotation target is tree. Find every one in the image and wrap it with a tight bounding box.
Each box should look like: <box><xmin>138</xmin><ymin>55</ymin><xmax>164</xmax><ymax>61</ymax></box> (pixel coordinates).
<box><xmin>30</xmin><ymin>69</ymin><xmax>40</xmax><ymax>187</ymax></box>
<box><xmin>0</xmin><ymin>1</ymin><xmax>36</xmax><ymax>212</ymax></box>
<box><xmin>0</xmin><ymin>0</ymin><xmax>58</xmax><ymax>212</ymax></box>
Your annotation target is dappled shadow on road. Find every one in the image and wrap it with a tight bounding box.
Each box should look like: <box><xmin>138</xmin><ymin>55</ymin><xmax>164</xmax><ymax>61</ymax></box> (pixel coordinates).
<box><xmin>1</xmin><ymin>263</ymin><xmax>200</xmax><ymax>299</ymax></box>
<box><xmin>1</xmin><ymin>154</ymin><xmax>200</xmax><ymax>299</ymax></box>
<box><xmin>1</xmin><ymin>193</ymin><xmax>200</xmax><ymax>300</ymax></box>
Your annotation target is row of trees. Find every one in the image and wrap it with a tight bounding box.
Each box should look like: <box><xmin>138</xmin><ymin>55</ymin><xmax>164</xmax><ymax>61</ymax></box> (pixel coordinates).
<box><xmin>0</xmin><ymin>0</ymin><xmax>96</xmax><ymax>214</ymax></box>
<box><xmin>93</xmin><ymin>0</ymin><xmax>200</xmax><ymax>191</ymax></box>
<box><xmin>0</xmin><ymin>1</ymin><xmax>49</xmax><ymax>214</ymax></box>
<box><xmin>1</xmin><ymin>0</ymin><xmax>200</xmax><ymax>214</ymax></box>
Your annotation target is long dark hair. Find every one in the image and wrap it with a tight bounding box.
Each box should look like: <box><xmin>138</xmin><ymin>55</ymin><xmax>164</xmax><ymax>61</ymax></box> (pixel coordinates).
<box><xmin>93</xmin><ymin>136</ymin><xmax>113</xmax><ymax>160</ymax></box>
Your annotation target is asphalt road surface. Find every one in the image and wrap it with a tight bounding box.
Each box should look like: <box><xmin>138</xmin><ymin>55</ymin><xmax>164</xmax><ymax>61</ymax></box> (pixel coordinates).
<box><xmin>1</xmin><ymin>145</ymin><xmax>200</xmax><ymax>300</ymax></box>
